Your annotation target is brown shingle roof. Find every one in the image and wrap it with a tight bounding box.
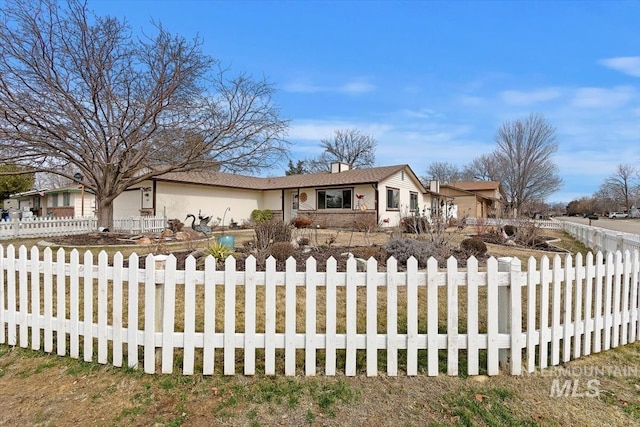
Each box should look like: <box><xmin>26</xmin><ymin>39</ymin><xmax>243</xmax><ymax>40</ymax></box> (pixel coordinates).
<box><xmin>448</xmin><ymin>181</ymin><xmax>501</xmax><ymax>191</ymax></box>
<box><xmin>156</xmin><ymin>165</ymin><xmax>424</xmax><ymax>191</ymax></box>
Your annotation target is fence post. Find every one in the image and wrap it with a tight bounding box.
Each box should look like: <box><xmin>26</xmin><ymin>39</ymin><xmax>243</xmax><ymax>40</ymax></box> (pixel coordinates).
<box><xmin>153</xmin><ymin>254</ymin><xmax>168</xmax><ymax>366</ymax></box>
<box><xmin>497</xmin><ymin>257</ymin><xmax>516</xmax><ymax>371</ymax></box>
<box><xmin>12</xmin><ymin>217</ymin><xmax>19</xmax><ymax>238</ymax></box>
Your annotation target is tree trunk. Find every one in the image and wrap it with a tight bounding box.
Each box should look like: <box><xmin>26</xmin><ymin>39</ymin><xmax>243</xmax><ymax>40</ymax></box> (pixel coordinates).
<box><xmin>96</xmin><ymin>197</ymin><xmax>114</xmax><ymax>230</ymax></box>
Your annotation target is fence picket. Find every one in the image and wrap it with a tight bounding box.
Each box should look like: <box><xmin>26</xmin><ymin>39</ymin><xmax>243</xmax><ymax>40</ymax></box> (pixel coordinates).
<box><xmin>68</xmin><ymin>250</ymin><xmax>79</xmax><ymax>358</ymax></box>
<box><xmin>285</xmin><ymin>258</ymin><xmax>297</xmax><ymax>376</ymax></box>
<box><xmin>551</xmin><ymin>255</ymin><xmax>562</xmax><ymax>366</ymax></box>
<box><xmin>539</xmin><ymin>256</ymin><xmax>550</xmax><ymax>369</ymax></box>
<box><xmin>621</xmin><ymin>250</ymin><xmax>631</xmax><ymax>346</ymax></box>
<box><xmin>43</xmin><ymin>248</ymin><xmax>53</xmax><ymax>352</ymax></box>
<box><xmin>603</xmin><ymin>252</ymin><xmax>614</xmax><ymax>351</ymax></box>
<box><xmin>183</xmin><ymin>256</ymin><xmax>197</xmax><ymax>375</ymax></box>
<box><xmin>345</xmin><ymin>256</ymin><xmax>357</xmax><ymax>376</ymax></box>
<box><xmin>127</xmin><ymin>253</ymin><xmax>140</xmax><ymax>369</ymax></box>
<box><xmin>264</xmin><ymin>257</ymin><xmax>276</xmax><ymax>375</ymax></box>
<box><xmin>325</xmin><ymin>257</ymin><xmax>337</xmax><ymax>376</ymax></box>
<box><xmin>612</xmin><ymin>251</ymin><xmax>623</xmax><ymax>347</ymax></box>
<box><xmin>19</xmin><ymin>245</ymin><xmax>29</xmax><ymax>348</ymax></box>
<box><xmin>143</xmin><ymin>254</ymin><xmax>156</xmax><ymax>373</ymax></box>
<box><xmin>427</xmin><ymin>257</ymin><xmax>439</xmax><ymax>376</ymax></box>
<box><xmin>406</xmin><ymin>257</ymin><xmax>418</xmax><ymax>376</ymax></box>
<box><xmin>97</xmin><ymin>251</ymin><xmax>108</xmax><ymax>363</ymax></box>
<box><xmin>509</xmin><ymin>258</ymin><xmax>522</xmax><ymax>375</ymax></box>
<box><xmin>56</xmin><ymin>248</ymin><xmax>67</xmax><ymax>356</ymax></box>
<box><xmin>202</xmin><ymin>256</ymin><xmax>216</xmax><ymax>375</ymax></box>
<box><xmin>224</xmin><ymin>257</ymin><xmax>236</xmax><ymax>375</ymax></box>
<box><xmin>305</xmin><ymin>258</ymin><xmax>318</xmax><ymax>376</ymax></box>
<box><xmin>386</xmin><ymin>257</ymin><xmax>398</xmax><ymax>376</ymax></box>
<box><xmin>161</xmin><ymin>255</ymin><xmax>177</xmax><ymax>374</ymax></box>
<box><xmin>113</xmin><ymin>252</ymin><xmax>124</xmax><ymax>367</ymax></box>
<box><xmin>366</xmin><ymin>257</ymin><xmax>378</xmax><ymax>377</ymax></box>
<box><xmin>244</xmin><ymin>256</ymin><xmax>257</xmax><ymax>376</ymax></box>
<box><xmin>594</xmin><ymin>252</ymin><xmax>605</xmax><ymax>353</ymax></box>
<box><xmin>30</xmin><ymin>246</ymin><xmax>42</xmax><ymax>351</ymax></box>
<box><xmin>583</xmin><ymin>253</ymin><xmax>594</xmax><ymax>356</ymax></box>
<box><xmin>446</xmin><ymin>257</ymin><xmax>458</xmax><ymax>376</ymax></box>
<box><xmin>466</xmin><ymin>257</ymin><xmax>480</xmax><ymax>376</ymax></box>
<box><xmin>563</xmin><ymin>254</ymin><xmax>573</xmax><ymax>363</ymax></box>
<box><xmin>526</xmin><ymin>257</ymin><xmax>537</xmax><ymax>373</ymax></box>
<box><xmin>486</xmin><ymin>257</ymin><xmax>499</xmax><ymax>375</ymax></box>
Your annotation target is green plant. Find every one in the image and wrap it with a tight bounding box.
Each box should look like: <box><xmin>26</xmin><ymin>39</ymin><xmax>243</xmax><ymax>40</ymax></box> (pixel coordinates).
<box><xmin>250</xmin><ymin>209</ymin><xmax>273</xmax><ymax>224</ymax></box>
<box><xmin>206</xmin><ymin>241</ymin><xmax>234</xmax><ymax>260</ymax></box>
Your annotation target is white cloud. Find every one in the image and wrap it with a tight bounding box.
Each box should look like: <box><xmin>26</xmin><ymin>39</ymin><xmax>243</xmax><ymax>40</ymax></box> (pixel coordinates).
<box><xmin>283</xmin><ymin>78</ymin><xmax>375</xmax><ymax>95</ymax></box>
<box><xmin>599</xmin><ymin>56</ymin><xmax>640</xmax><ymax>78</ymax></box>
<box><xmin>500</xmin><ymin>88</ymin><xmax>561</xmax><ymax>105</ymax></box>
<box><xmin>571</xmin><ymin>86</ymin><xmax>636</xmax><ymax>108</ymax></box>
<box><xmin>338</xmin><ymin>81</ymin><xmax>376</xmax><ymax>94</ymax></box>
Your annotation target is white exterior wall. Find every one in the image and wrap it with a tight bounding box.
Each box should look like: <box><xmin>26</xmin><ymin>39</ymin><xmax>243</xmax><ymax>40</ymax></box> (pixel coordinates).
<box><xmin>379</xmin><ymin>170</ymin><xmax>430</xmax><ymax>227</ymax></box>
<box><xmin>72</xmin><ymin>191</ymin><xmax>96</xmax><ymax>217</ymax></box>
<box><xmin>261</xmin><ymin>190</ymin><xmax>283</xmax><ymax>211</ymax></box>
<box><xmin>155</xmin><ymin>182</ymin><xmax>261</xmax><ymax>226</ymax></box>
<box><xmin>113</xmin><ymin>188</ymin><xmax>144</xmax><ymax>218</ymax></box>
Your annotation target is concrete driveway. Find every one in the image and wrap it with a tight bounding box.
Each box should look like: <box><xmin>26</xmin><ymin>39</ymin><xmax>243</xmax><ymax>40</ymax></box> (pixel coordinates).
<box><xmin>555</xmin><ymin>216</ymin><xmax>640</xmax><ymax>235</ymax></box>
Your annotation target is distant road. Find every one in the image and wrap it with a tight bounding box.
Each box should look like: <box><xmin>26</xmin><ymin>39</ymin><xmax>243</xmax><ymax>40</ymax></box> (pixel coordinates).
<box><xmin>555</xmin><ymin>216</ymin><xmax>640</xmax><ymax>235</ymax></box>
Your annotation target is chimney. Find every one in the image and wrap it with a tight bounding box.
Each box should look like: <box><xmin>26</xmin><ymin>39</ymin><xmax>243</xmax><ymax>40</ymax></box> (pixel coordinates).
<box><xmin>429</xmin><ymin>180</ymin><xmax>440</xmax><ymax>193</ymax></box>
<box><xmin>331</xmin><ymin>162</ymin><xmax>350</xmax><ymax>173</ymax></box>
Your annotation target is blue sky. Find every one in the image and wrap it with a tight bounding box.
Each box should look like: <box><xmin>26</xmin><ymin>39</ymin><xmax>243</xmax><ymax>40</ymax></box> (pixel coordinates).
<box><xmin>89</xmin><ymin>0</ymin><xmax>639</xmax><ymax>203</ymax></box>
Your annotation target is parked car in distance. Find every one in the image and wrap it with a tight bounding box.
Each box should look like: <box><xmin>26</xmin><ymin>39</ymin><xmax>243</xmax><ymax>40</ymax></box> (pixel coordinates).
<box><xmin>608</xmin><ymin>212</ymin><xmax>629</xmax><ymax>219</ymax></box>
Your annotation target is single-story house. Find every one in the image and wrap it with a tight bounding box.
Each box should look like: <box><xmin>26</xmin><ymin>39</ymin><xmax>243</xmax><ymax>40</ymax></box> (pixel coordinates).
<box><xmin>5</xmin><ymin>185</ymin><xmax>96</xmax><ymax>218</ymax></box>
<box><xmin>113</xmin><ymin>163</ymin><xmax>440</xmax><ymax>228</ymax></box>
<box><xmin>438</xmin><ymin>181</ymin><xmax>503</xmax><ymax>219</ymax></box>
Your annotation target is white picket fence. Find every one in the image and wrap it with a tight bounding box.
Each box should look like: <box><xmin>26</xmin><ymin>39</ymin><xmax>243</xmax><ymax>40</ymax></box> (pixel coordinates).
<box><xmin>1</xmin><ymin>244</ymin><xmax>639</xmax><ymax>377</ymax></box>
<box><xmin>465</xmin><ymin>217</ymin><xmax>563</xmax><ymax>230</ymax></box>
<box><xmin>562</xmin><ymin>221</ymin><xmax>640</xmax><ymax>255</ymax></box>
<box><xmin>0</xmin><ymin>216</ymin><xmax>166</xmax><ymax>239</ymax></box>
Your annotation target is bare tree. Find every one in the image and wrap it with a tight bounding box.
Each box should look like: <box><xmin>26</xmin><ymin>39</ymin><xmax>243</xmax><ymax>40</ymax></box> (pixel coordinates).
<box><xmin>461</xmin><ymin>153</ymin><xmax>501</xmax><ymax>181</ymax></box>
<box><xmin>0</xmin><ymin>0</ymin><xmax>289</xmax><ymax>227</ymax></box>
<box><xmin>422</xmin><ymin>161</ymin><xmax>461</xmax><ymax>184</ymax></box>
<box><xmin>599</xmin><ymin>164</ymin><xmax>639</xmax><ymax>212</ymax></box>
<box><xmin>305</xmin><ymin>129</ymin><xmax>376</xmax><ymax>173</ymax></box>
<box><xmin>493</xmin><ymin>113</ymin><xmax>562</xmax><ymax>217</ymax></box>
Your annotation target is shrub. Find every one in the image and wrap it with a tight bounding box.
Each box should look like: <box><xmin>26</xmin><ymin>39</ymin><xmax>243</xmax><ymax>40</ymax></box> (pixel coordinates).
<box><xmin>297</xmin><ymin>236</ymin><xmax>310</xmax><ymax>246</ymax></box>
<box><xmin>254</xmin><ymin>218</ymin><xmax>293</xmax><ymax>250</ymax></box>
<box><xmin>401</xmin><ymin>216</ymin><xmax>430</xmax><ymax>234</ymax></box>
<box><xmin>206</xmin><ymin>241</ymin><xmax>234</xmax><ymax>260</ymax></box>
<box><xmin>384</xmin><ymin>237</ymin><xmax>434</xmax><ymax>267</ymax></box>
<box><xmin>269</xmin><ymin>241</ymin><xmax>295</xmax><ymax>261</ymax></box>
<box><xmin>250</xmin><ymin>209</ymin><xmax>273</xmax><ymax>224</ymax></box>
<box><xmin>460</xmin><ymin>237</ymin><xmax>487</xmax><ymax>257</ymax></box>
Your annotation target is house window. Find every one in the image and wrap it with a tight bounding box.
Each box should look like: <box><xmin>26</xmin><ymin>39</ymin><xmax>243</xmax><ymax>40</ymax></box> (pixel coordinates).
<box><xmin>410</xmin><ymin>192</ymin><xmax>419</xmax><ymax>213</ymax></box>
<box><xmin>62</xmin><ymin>192</ymin><xmax>70</xmax><ymax>206</ymax></box>
<box><xmin>51</xmin><ymin>194</ymin><xmax>58</xmax><ymax>207</ymax></box>
<box><xmin>387</xmin><ymin>187</ymin><xmax>400</xmax><ymax>210</ymax></box>
<box><xmin>317</xmin><ymin>188</ymin><xmax>352</xmax><ymax>209</ymax></box>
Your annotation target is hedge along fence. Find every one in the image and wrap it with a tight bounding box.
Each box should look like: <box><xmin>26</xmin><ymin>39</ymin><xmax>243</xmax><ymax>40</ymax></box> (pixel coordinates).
<box><xmin>1</xmin><ymin>244</ymin><xmax>639</xmax><ymax>377</ymax></box>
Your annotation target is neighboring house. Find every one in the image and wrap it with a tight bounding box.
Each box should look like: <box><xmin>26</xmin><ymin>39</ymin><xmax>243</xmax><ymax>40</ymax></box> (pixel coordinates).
<box><xmin>6</xmin><ymin>185</ymin><xmax>96</xmax><ymax>218</ymax></box>
<box><xmin>4</xmin><ymin>189</ymin><xmax>43</xmax><ymax>216</ymax></box>
<box><xmin>41</xmin><ymin>185</ymin><xmax>96</xmax><ymax>218</ymax></box>
<box><xmin>113</xmin><ymin>163</ymin><xmax>438</xmax><ymax>228</ymax></box>
<box><xmin>439</xmin><ymin>181</ymin><xmax>503</xmax><ymax>219</ymax></box>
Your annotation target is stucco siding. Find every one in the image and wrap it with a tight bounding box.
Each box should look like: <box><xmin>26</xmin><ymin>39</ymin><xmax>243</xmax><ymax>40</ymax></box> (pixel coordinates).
<box><xmin>155</xmin><ymin>182</ymin><xmax>261</xmax><ymax>225</ymax></box>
